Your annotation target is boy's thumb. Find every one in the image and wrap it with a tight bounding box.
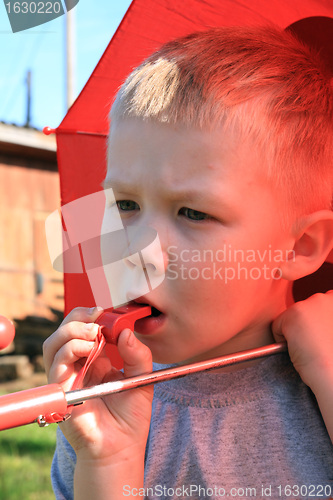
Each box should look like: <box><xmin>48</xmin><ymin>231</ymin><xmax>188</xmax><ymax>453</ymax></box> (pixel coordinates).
<box><xmin>117</xmin><ymin>329</ymin><xmax>153</xmax><ymax>379</ymax></box>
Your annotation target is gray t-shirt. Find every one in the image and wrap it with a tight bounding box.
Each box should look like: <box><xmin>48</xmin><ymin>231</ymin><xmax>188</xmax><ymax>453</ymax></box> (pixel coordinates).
<box><xmin>51</xmin><ymin>353</ymin><xmax>333</xmax><ymax>499</ymax></box>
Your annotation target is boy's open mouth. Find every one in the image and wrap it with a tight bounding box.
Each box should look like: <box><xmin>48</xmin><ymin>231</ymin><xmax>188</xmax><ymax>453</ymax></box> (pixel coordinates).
<box><xmin>132</xmin><ymin>301</ymin><xmax>166</xmax><ymax>335</ymax></box>
<box><xmin>137</xmin><ymin>304</ymin><xmax>162</xmax><ymax>318</ymax></box>
<box><xmin>131</xmin><ymin>298</ymin><xmax>163</xmax><ymax>317</ymax></box>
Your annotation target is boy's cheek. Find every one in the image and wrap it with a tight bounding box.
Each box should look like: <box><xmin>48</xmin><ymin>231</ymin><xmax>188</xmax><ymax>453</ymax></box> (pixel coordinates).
<box><xmin>166</xmin><ymin>256</ymin><xmax>283</xmax><ymax>287</ymax></box>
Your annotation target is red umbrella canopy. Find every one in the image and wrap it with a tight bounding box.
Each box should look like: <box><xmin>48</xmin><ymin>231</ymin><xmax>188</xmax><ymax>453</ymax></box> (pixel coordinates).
<box><xmin>53</xmin><ymin>0</ymin><xmax>333</xmax><ymax>320</ymax></box>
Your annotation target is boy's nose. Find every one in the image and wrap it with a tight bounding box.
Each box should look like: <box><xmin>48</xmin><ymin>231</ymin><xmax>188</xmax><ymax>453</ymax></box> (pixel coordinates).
<box><xmin>124</xmin><ymin>246</ymin><xmax>168</xmax><ymax>278</ymax></box>
<box><xmin>123</xmin><ymin>224</ymin><xmax>168</xmax><ymax>280</ymax></box>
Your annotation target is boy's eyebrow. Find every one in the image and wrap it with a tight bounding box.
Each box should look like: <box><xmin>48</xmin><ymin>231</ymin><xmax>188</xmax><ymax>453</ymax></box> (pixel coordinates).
<box><xmin>102</xmin><ymin>178</ymin><xmax>140</xmax><ymax>195</ymax></box>
<box><xmin>101</xmin><ymin>178</ymin><xmax>236</xmax><ymax>212</ymax></box>
<box><xmin>102</xmin><ymin>178</ymin><xmax>131</xmax><ymax>189</ymax></box>
<box><xmin>102</xmin><ymin>178</ymin><xmax>205</xmax><ymax>201</ymax></box>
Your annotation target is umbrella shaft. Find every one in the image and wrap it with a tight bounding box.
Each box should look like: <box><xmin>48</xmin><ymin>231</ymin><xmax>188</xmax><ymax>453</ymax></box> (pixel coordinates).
<box><xmin>66</xmin><ymin>342</ymin><xmax>287</xmax><ymax>406</ymax></box>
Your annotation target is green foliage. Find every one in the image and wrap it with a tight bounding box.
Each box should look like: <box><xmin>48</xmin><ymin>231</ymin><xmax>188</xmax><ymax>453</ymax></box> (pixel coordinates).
<box><xmin>0</xmin><ymin>424</ymin><xmax>57</xmax><ymax>500</ymax></box>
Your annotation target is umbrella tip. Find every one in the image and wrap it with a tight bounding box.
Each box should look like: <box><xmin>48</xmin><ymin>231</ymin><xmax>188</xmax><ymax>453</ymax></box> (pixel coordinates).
<box><xmin>43</xmin><ymin>126</ymin><xmax>56</xmax><ymax>135</ymax></box>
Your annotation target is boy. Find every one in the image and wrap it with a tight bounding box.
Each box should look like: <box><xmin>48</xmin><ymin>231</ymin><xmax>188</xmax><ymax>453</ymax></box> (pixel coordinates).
<box><xmin>44</xmin><ymin>26</ymin><xmax>333</xmax><ymax>499</ymax></box>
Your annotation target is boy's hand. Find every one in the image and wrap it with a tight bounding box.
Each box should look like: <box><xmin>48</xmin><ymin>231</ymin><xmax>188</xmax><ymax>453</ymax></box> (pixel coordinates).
<box><xmin>43</xmin><ymin>307</ymin><xmax>153</xmax><ymax>464</ymax></box>
<box><xmin>272</xmin><ymin>291</ymin><xmax>333</xmax><ymax>391</ymax></box>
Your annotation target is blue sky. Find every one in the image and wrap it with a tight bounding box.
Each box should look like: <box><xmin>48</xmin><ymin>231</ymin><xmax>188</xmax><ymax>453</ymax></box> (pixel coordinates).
<box><xmin>0</xmin><ymin>0</ymin><xmax>132</xmax><ymax>130</ymax></box>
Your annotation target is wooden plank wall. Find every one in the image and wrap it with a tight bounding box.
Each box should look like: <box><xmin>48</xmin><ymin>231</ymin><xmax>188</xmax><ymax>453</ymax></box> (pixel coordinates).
<box><xmin>0</xmin><ymin>163</ymin><xmax>63</xmax><ymax>321</ymax></box>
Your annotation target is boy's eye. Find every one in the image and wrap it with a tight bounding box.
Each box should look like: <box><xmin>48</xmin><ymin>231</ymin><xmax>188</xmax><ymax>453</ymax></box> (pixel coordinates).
<box><xmin>179</xmin><ymin>207</ymin><xmax>211</xmax><ymax>221</ymax></box>
<box><xmin>117</xmin><ymin>200</ymin><xmax>140</xmax><ymax>212</ymax></box>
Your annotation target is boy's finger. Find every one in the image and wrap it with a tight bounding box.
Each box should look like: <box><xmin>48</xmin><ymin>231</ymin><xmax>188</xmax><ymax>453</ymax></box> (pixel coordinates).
<box><xmin>47</xmin><ymin>338</ymin><xmax>96</xmax><ymax>384</ymax></box>
<box><xmin>44</xmin><ymin>306</ymin><xmax>103</xmax><ymax>368</ymax></box>
<box><xmin>117</xmin><ymin>329</ymin><xmax>153</xmax><ymax>379</ymax></box>
<box><xmin>60</xmin><ymin>306</ymin><xmax>104</xmax><ymax>327</ymax></box>
<box><xmin>43</xmin><ymin>321</ymin><xmax>100</xmax><ymax>374</ymax></box>
<box><xmin>271</xmin><ymin>313</ymin><xmax>287</xmax><ymax>343</ymax></box>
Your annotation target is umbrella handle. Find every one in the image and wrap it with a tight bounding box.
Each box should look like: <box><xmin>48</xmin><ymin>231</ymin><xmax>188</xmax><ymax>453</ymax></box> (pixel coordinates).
<box><xmin>0</xmin><ymin>384</ymin><xmax>67</xmax><ymax>430</ymax></box>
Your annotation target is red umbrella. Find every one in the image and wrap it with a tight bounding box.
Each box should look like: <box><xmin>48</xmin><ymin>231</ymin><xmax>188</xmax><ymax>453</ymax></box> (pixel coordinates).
<box><xmin>45</xmin><ymin>0</ymin><xmax>333</xmax><ymax>366</ymax></box>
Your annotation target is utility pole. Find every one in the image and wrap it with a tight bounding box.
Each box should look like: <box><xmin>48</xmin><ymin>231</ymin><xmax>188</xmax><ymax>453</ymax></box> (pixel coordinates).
<box><xmin>25</xmin><ymin>70</ymin><xmax>31</xmax><ymax>127</ymax></box>
<box><xmin>65</xmin><ymin>7</ymin><xmax>76</xmax><ymax>110</ymax></box>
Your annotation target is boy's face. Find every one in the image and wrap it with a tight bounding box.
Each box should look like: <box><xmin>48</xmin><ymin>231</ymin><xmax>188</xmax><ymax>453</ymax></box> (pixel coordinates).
<box><xmin>104</xmin><ymin>117</ymin><xmax>292</xmax><ymax>364</ymax></box>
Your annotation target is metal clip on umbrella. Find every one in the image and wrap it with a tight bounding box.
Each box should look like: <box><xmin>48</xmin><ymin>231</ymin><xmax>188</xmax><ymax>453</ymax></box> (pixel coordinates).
<box><xmin>0</xmin><ymin>305</ymin><xmax>287</xmax><ymax>431</ymax></box>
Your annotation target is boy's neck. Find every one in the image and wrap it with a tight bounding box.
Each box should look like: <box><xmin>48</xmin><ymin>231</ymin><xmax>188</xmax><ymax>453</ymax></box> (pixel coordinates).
<box><xmin>181</xmin><ymin>297</ymin><xmax>288</xmax><ymax>370</ymax></box>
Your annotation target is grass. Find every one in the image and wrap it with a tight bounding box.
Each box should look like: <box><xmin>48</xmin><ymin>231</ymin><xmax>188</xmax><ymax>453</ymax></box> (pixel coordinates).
<box><xmin>0</xmin><ymin>423</ymin><xmax>57</xmax><ymax>500</ymax></box>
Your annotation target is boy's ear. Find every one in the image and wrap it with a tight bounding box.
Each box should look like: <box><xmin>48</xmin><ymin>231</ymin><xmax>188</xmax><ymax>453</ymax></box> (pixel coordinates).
<box><xmin>280</xmin><ymin>210</ymin><xmax>333</xmax><ymax>281</ymax></box>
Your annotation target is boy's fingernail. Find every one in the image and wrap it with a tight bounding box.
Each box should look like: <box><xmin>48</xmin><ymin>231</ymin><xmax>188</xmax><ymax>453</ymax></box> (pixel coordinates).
<box><xmin>126</xmin><ymin>329</ymin><xmax>135</xmax><ymax>347</ymax></box>
<box><xmin>87</xmin><ymin>306</ymin><xmax>103</xmax><ymax>315</ymax></box>
<box><xmin>85</xmin><ymin>323</ymin><xmax>97</xmax><ymax>332</ymax></box>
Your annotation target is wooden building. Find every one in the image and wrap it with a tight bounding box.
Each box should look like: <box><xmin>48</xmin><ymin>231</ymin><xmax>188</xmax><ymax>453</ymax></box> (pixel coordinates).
<box><xmin>0</xmin><ymin>122</ymin><xmax>63</xmax><ymax>324</ymax></box>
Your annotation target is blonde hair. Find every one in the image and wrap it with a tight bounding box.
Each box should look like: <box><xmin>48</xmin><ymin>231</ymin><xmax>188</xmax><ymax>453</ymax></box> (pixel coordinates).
<box><xmin>111</xmin><ymin>26</ymin><xmax>333</xmax><ymax>219</ymax></box>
